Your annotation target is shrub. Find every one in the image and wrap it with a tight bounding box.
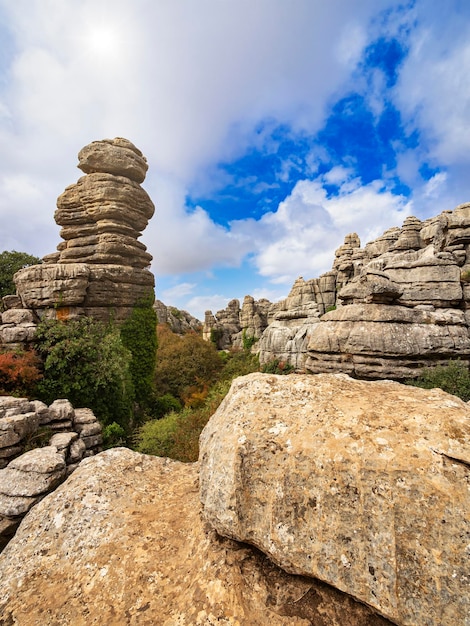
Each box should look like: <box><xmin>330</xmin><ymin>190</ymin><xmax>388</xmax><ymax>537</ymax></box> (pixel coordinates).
<box><xmin>261</xmin><ymin>358</ymin><xmax>295</xmax><ymax>375</ymax></box>
<box><xmin>103</xmin><ymin>422</ymin><xmax>127</xmax><ymax>448</ymax></box>
<box><xmin>34</xmin><ymin>317</ymin><xmax>134</xmax><ymax>428</ymax></box>
<box><xmin>242</xmin><ymin>328</ymin><xmax>258</xmax><ymax>351</ymax></box>
<box><xmin>460</xmin><ymin>269</ymin><xmax>470</xmax><ymax>283</ymax></box>
<box><xmin>154</xmin><ymin>325</ymin><xmax>222</xmax><ymax>403</ymax></box>
<box><xmin>406</xmin><ymin>360</ymin><xmax>470</xmax><ymax>402</ymax></box>
<box><xmin>134</xmin><ymin>410</ymin><xmax>181</xmax><ymax>457</ymax></box>
<box><xmin>0</xmin><ymin>349</ymin><xmax>42</xmax><ymax>396</ymax></box>
<box><xmin>149</xmin><ymin>393</ymin><xmax>182</xmax><ymax>419</ymax></box>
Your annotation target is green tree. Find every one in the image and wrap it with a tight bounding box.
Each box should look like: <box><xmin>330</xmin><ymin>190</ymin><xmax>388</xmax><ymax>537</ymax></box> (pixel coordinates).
<box><xmin>0</xmin><ymin>250</ymin><xmax>41</xmax><ymax>298</ymax></box>
<box><xmin>154</xmin><ymin>324</ymin><xmax>223</xmax><ymax>402</ymax></box>
<box><xmin>35</xmin><ymin>317</ymin><xmax>135</xmax><ymax>429</ymax></box>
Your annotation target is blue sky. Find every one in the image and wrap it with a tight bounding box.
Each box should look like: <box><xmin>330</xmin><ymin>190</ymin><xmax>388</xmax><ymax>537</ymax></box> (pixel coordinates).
<box><xmin>1</xmin><ymin>1</ymin><xmax>470</xmax><ymax>319</ymax></box>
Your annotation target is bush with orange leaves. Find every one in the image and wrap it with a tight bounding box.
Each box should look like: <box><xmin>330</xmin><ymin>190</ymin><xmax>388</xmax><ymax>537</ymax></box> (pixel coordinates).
<box><xmin>0</xmin><ymin>349</ymin><xmax>42</xmax><ymax>396</ymax></box>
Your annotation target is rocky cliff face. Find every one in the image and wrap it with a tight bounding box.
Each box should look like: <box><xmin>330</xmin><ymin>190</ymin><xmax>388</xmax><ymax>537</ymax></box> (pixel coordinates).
<box><xmin>203</xmin><ymin>296</ymin><xmax>273</xmax><ymax>350</ymax></box>
<box><xmin>204</xmin><ymin>202</ymin><xmax>470</xmax><ymax>379</ymax></box>
<box><xmin>1</xmin><ymin>373</ymin><xmax>468</xmax><ymax>625</ymax></box>
<box><xmin>306</xmin><ymin>204</ymin><xmax>470</xmax><ymax>378</ymax></box>
<box><xmin>12</xmin><ymin>138</ymin><xmax>155</xmax><ymax>325</ymax></box>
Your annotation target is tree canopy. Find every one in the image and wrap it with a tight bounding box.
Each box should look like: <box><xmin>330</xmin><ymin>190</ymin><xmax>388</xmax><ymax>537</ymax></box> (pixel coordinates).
<box><xmin>0</xmin><ymin>250</ymin><xmax>41</xmax><ymax>298</ymax></box>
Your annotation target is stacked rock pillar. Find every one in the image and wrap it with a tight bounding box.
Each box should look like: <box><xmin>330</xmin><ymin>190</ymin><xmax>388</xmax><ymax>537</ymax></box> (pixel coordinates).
<box><xmin>13</xmin><ymin>138</ymin><xmax>155</xmax><ymax>323</ymax></box>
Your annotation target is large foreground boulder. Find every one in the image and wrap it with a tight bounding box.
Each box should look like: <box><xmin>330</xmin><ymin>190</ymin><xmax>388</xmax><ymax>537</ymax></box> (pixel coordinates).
<box><xmin>0</xmin><ymin>448</ymin><xmax>392</xmax><ymax>626</ymax></box>
<box><xmin>199</xmin><ymin>373</ymin><xmax>470</xmax><ymax>626</ymax></box>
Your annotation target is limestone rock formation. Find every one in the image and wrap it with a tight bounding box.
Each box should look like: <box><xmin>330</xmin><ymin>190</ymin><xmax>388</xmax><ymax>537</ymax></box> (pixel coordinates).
<box><xmin>203</xmin><ymin>296</ymin><xmax>274</xmax><ymax>350</ymax></box>
<box><xmin>306</xmin><ymin>303</ymin><xmax>470</xmax><ymax>378</ymax></box>
<box><xmin>12</xmin><ymin>137</ymin><xmax>155</xmax><ymax>324</ymax></box>
<box><xmin>200</xmin><ymin>373</ymin><xmax>470</xmax><ymax>626</ymax></box>
<box><xmin>257</xmin><ymin>277</ymin><xmax>322</xmax><ymax>369</ymax></box>
<box><xmin>154</xmin><ymin>299</ymin><xmax>201</xmax><ymax>334</ymax></box>
<box><xmin>0</xmin><ymin>396</ymin><xmax>102</xmax><ymax>550</ymax></box>
<box><xmin>0</xmin><ymin>447</ymin><xmax>392</xmax><ymax>626</ymax></box>
<box><xmin>202</xmin><ymin>202</ymin><xmax>470</xmax><ymax>376</ymax></box>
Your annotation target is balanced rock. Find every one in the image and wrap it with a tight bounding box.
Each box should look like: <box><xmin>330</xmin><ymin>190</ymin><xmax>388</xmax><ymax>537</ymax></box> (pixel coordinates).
<box><xmin>0</xmin><ymin>448</ymin><xmax>392</xmax><ymax>625</ymax></box>
<box><xmin>199</xmin><ymin>373</ymin><xmax>470</xmax><ymax>626</ymax></box>
<box><xmin>13</xmin><ymin>138</ymin><xmax>155</xmax><ymax>324</ymax></box>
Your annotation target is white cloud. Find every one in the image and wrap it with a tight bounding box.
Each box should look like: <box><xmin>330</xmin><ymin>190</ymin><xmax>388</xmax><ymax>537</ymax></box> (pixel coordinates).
<box><xmin>185</xmin><ymin>294</ymin><xmax>233</xmax><ymax>321</ymax></box>
<box><xmin>161</xmin><ymin>282</ymin><xmax>196</xmax><ymax>300</ymax></box>
<box><xmin>2</xmin><ymin>0</ymin><xmax>470</xmax><ymax>319</ymax></box>
<box><xmin>393</xmin><ymin>3</ymin><xmax>470</xmax><ymax>167</ymax></box>
<box><xmin>232</xmin><ymin>175</ymin><xmax>412</xmax><ymax>283</ymax></box>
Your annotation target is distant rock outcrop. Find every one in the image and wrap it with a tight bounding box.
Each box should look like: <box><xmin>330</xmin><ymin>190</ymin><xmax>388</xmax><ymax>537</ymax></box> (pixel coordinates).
<box><xmin>200</xmin><ymin>372</ymin><xmax>470</xmax><ymax>626</ymax></box>
<box><xmin>203</xmin><ymin>296</ymin><xmax>272</xmax><ymax>350</ymax></box>
<box><xmin>12</xmin><ymin>138</ymin><xmax>155</xmax><ymax>325</ymax></box>
<box><xmin>306</xmin><ymin>203</ymin><xmax>470</xmax><ymax>378</ymax></box>
<box><xmin>204</xmin><ymin>202</ymin><xmax>470</xmax><ymax>378</ymax></box>
<box><xmin>154</xmin><ymin>299</ymin><xmax>201</xmax><ymax>334</ymax></box>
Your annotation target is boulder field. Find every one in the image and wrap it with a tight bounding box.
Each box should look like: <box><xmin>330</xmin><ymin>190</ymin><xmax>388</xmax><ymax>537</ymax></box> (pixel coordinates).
<box><xmin>1</xmin><ymin>373</ymin><xmax>468</xmax><ymax>625</ymax></box>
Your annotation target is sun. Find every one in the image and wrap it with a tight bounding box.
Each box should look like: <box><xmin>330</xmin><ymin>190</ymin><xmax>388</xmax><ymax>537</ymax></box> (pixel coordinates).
<box><xmin>84</xmin><ymin>22</ymin><xmax>121</xmax><ymax>59</ymax></box>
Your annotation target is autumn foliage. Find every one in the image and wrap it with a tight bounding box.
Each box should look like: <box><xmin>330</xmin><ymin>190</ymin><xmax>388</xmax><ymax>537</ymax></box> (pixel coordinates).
<box><xmin>0</xmin><ymin>349</ymin><xmax>42</xmax><ymax>395</ymax></box>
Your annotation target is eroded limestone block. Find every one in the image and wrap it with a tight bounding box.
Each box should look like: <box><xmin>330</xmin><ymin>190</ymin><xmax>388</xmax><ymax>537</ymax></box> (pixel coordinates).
<box><xmin>77</xmin><ymin>137</ymin><xmax>149</xmax><ymax>184</ymax></box>
<box><xmin>199</xmin><ymin>373</ymin><xmax>470</xmax><ymax>626</ymax></box>
<box><xmin>0</xmin><ymin>449</ymin><xmax>393</xmax><ymax>625</ymax></box>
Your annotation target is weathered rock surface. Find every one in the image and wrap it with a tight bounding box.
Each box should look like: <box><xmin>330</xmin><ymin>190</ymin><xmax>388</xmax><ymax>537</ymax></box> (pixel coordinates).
<box><xmin>0</xmin><ymin>396</ymin><xmax>102</xmax><ymax>550</ymax></box>
<box><xmin>200</xmin><ymin>373</ymin><xmax>470</xmax><ymax>626</ymax></box>
<box><xmin>258</xmin><ymin>277</ymin><xmax>322</xmax><ymax>369</ymax></box>
<box><xmin>10</xmin><ymin>137</ymin><xmax>155</xmax><ymax>327</ymax></box>
<box><xmin>202</xmin><ymin>203</ymin><xmax>470</xmax><ymax>378</ymax></box>
<box><xmin>306</xmin><ymin>303</ymin><xmax>470</xmax><ymax>379</ymax></box>
<box><xmin>77</xmin><ymin>137</ymin><xmax>149</xmax><ymax>183</ymax></box>
<box><xmin>0</xmin><ymin>448</ymin><xmax>392</xmax><ymax>626</ymax></box>
<box><xmin>203</xmin><ymin>297</ymin><xmax>273</xmax><ymax>350</ymax></box>
<box><xmin>154</xmin><ymin>299</ymin><xmax>202</xmax><ymax>334</ymax></box>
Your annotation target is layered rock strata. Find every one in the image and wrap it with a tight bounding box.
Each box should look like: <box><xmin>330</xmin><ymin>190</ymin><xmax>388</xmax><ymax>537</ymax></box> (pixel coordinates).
<box><xmin>154</xmin><ymin>299</ymin><xmax>202</xmax><ymax>334</ymax></box>
<box><xmin>0</xmin><ymin>396</ymin><xmax>102</xmax><ymax>550</ymax></box>
<box><xmin>200</xmin><ymin>372</ymin><xmax>470</xmax><ymax>626</ymax></box>
<box><xmin>202</xmin><ymin>203</ymin><xmax>470</xmax><ymax>377</ymax></box>
<box><xmin>257</xmin><ymin>277</ymin><xmax>323</xmax><ymax>368</ymax></box>
<box><xmin>0</xmin><ymin>447</ymin><xmax>392</xmax><ymax>626</ymax></box>
<box><xmin>12</xmin><ymin>138</ymin><xmax>155</xmax><ymax>324</ymax></box>
<box><xmin>203</xmin><ymin>296</ymin><xmax>272</xmax><ymax>350</ymax></box>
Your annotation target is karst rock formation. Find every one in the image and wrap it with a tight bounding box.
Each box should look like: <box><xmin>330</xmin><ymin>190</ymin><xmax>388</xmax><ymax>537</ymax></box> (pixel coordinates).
<box><xmin>1</xmin><ymin>373</ymin><xmax>469</xmax><ymax>625</ymax></box>
<box><xmin>204</xmin><ymin>203</ymin><xmax>470</xmax><ymax>379</ymax></box>
<box><xmin>11</xmin><ymin>137</ymin><xmax>155</xmax><ymax>328</ymax></box>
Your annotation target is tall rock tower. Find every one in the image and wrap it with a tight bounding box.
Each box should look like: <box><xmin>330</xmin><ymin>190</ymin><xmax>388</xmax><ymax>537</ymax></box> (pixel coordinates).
<box><xmin>14</xmin><ymin>138</ymin><xmax>155</xmax><ymax>323</ymax></box>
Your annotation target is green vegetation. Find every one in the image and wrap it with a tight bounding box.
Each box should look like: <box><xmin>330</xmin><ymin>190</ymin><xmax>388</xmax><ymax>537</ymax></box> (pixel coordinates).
<box><xmin>242</xmin><ymin>328</ymin><xmax>257</xmax><ymax>351</ymax></box>
<box><xmin>134</xmin><ymin>378</ymin><xmax>233</xmax><ymax>462</ymax></box>
<box><xmin>134</xmin><ymin>328</ymin><xmax>261</xmax><ymax>461</ymax></box>
<box><xmin>209</xmin><ymin>327</ymin><xmax>223</xmax><ymax>347</ymax></box>
<box><xmin>34</xmin><ymin>317</ymin><xmax>135</xmax><ymax>429</ymax></box>
<box><xmin>0</xmin><ymin>250</ymin><xmax>41</xmax><ymax>299</ymax></box>
<box><xmin>120</xmin><ymin>292</ymin><xmax>157</xmax><ymax>408</ymax></box>
<box><xmin>460</xmin><ymin>269</ymin><xmax>470</xmax><ymax>283</ymax></box>
<box><xmin>261</xmin><ymin>358</ymin><xmax>295</xmax><ymax>374</ymax></box>
<box><xmin>154</xmin><ymin>324</ymin><xmax>222</xmax><ymax>403</ymax></box>
<box><xmin>406</xmin><ymin>359</ymin><xmax>470</xmax><ymax>402</ymax></box>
